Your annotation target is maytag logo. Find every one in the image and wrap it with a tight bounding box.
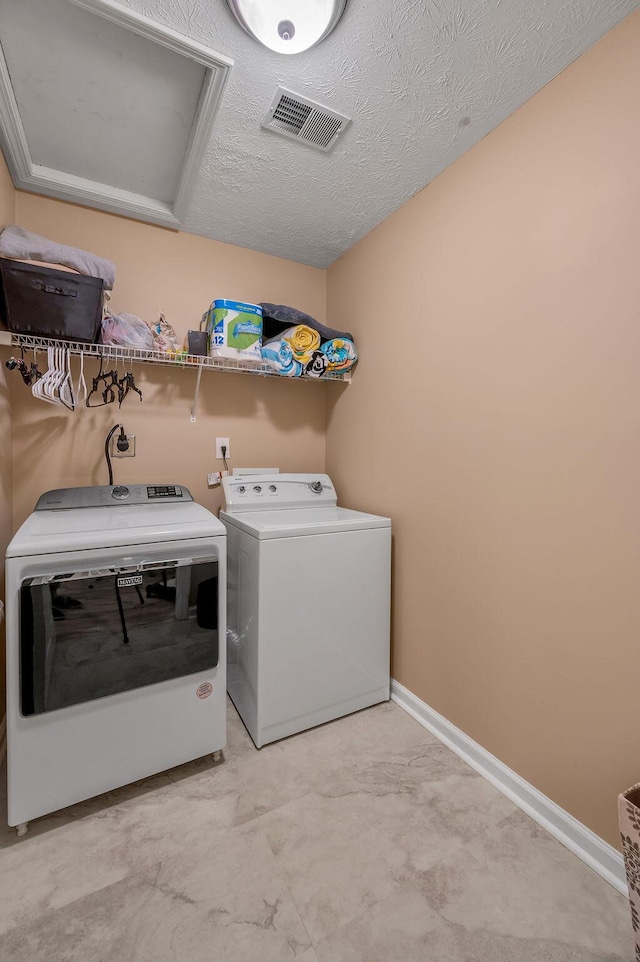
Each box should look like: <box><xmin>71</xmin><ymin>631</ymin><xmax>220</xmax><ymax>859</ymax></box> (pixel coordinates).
<box><xmin>117</xmin><ymin>575</ymin><xmax>142</xmax><ymax>588</ymax></box>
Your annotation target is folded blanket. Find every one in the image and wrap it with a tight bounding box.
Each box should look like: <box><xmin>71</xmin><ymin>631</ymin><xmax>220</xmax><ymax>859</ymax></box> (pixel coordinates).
<box><xmin>0</xmin><ymin>225</ymin><xmax>116</xmax><ymax>289</ymax></box>
<box><xmin>261</xmin><ymin>339</ymin><xmax>303</xmax><ymax>377</ymax></box>
<box><xmin>321</xmin><ymin>338</ymin><xmax>358</xmax><ymax>373</ymax></box>
<box><xmin>260</xmin><ymin>303</ymin><xmax>353</xmax><ymax>343</ymax></box>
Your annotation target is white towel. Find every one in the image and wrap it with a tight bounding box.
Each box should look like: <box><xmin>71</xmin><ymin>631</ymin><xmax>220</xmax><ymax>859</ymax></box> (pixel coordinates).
<box><xmin>0</xmin><ymin>225</ymin><xmax>115</xmax><ymax>289</ymax></box>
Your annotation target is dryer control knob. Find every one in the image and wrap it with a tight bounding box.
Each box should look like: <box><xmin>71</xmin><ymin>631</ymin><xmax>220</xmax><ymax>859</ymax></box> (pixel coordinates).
<box><xmin>253</xmin><ymin>485</ymin><xmax>262</xmax><ymax>493</ymax></box>
<box><xmin>112</xmin><ymin>485</ymin><xmax>130</xmax><ymax>500</ymax></box>
<box><xmin>237</xmin><ymin>486</ymin><xmax>246</xmax><ymax>493</ymax></box>
<box><xmin>269</xmin><ymin>485</ymin><xmax>277</xmax><ymax>492</ymax></box>
<box><xmin>310</xmin><ymin>481</ymin><xmax>323</xmax><ymax>493</ymax></box>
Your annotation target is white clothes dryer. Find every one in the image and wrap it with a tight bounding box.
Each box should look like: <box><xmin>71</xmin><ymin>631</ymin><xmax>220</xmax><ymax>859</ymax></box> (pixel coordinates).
<box><xmin>5</xmin><ymin>484</ymin><xmax>226</xmax><ymax>835</ymax></box>
<box><xmin>221</xmin><ymin>473</ymin><xmax>391</xmax><ymax>748</ymax></box>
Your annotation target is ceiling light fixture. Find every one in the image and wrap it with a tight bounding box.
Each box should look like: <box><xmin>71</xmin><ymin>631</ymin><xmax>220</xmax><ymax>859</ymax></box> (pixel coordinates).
<box><xmin>226</xmin><ymin>0</ymin><xmax>347</xmax><ymax>55</ymax></box>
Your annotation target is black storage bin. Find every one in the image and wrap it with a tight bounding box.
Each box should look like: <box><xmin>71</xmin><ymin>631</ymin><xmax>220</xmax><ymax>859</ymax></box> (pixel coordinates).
<box><xmin>0</xmin><ymin>258</ymin><xmax>104</xmax><ymax>342</ymax></box>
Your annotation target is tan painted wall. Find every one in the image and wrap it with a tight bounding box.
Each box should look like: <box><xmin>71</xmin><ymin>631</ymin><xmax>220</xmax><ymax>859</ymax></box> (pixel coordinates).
<box><xmin>0</xmin><ymin>150</ymin><xmax>15</xmax><ymax>721</ymax></box>
<box><xmin>326</xmin><ymin>10</ymin><xmax>640</xmax><ymax>848</ymax></box>
<box><xmin>10</xmin><ymin>193</ymin><xmax>327</xmax><ymax>529</ymax></box>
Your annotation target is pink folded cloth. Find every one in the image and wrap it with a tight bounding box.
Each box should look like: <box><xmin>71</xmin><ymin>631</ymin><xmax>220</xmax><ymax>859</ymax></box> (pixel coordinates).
<box><xmin>4</xmin><ymin>258</ymin><xmax>80</xmax><ymax>274</ymax></box>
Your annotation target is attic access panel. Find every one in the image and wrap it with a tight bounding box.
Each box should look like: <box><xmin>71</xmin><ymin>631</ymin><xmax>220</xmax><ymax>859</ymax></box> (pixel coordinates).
<box><xmin>0</xmin><ymin>0</ymin><xmax>233</xmax><ymax>228</ymax></box>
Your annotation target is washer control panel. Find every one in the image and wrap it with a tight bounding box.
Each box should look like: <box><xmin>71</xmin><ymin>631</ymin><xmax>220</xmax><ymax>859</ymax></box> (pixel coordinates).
<box><xmin>222</xmin><ymin>473</ymin><xmax>337</xmax><ymax>513</ymax></box>
<box><xmin>35</xmin><ymin>485</ymin><xmax>192</xmax><ymax>510</ymax></box>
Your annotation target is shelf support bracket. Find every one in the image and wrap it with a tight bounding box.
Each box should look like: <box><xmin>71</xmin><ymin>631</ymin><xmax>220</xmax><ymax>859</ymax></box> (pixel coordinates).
<box><xmin>190</xmin><ymin>363</ymin><xmax>204</xmax><ymax>422</ymax></box>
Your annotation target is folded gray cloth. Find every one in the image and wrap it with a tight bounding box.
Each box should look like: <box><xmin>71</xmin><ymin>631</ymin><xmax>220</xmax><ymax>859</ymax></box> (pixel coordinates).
<box><xmin>0</xmin><ymin>225</ymin><xmax>115</xmax><ymax>289</ymax></box>
<box><xmin>260</xmin><ymin>303</ymin><xmax>353</xmax><ymax>343</ymax></box>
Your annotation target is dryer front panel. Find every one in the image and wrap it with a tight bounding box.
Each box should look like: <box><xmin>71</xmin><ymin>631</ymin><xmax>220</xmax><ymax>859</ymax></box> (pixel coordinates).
<box><xmin>19</xmin><ymin>557</ymin><xmax>220</xmax><ymax>715</ymax></box>
<box><xmin>5</xmin><ymin>536</ymin><xmax>227</xmax><ymax>826</ymax></box>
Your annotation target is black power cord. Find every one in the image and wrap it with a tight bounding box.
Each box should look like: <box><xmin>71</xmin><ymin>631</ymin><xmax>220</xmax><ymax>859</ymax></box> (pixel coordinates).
<box><xmin>116</xmin><ymin>427</ymin><xmax>129</xmax><ymax>452</ymax></box>
<box><xmin>105</xmin><ymin>424</ymin><xmax>129</xmax><ymax>485</ymax></box>
<box><xmin>104</xmin><ymin>425</ymin><xmax>134</xmax><ymax>645</ymax></box>
<box><xmin>221</xmin><ymin>444</ymin><xmax>229</xmax><ymax>473</ymax></box>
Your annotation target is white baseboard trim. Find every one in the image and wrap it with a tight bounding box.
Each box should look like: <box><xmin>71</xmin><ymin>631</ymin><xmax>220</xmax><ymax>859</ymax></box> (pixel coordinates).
<box><xmin>391</xmin><ymin>679</ymin><xmax>627</xmax><ymax>897</ymax></box>
<box><xmin>0</xmin><ymin>715</ymin><xmax>5</xmax><ymax>766</ymax></box>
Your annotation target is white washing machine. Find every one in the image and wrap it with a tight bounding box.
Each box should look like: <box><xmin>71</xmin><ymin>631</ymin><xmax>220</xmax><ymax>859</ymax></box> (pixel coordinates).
<box><xmin>5</xmin><ymin>483</ymin><xmax>226</xmax><ymax>834</ymax></box>
<box><xmin>220</xmin><ymin>473</ymin><xmax>391</xmax><ymax>748</ymax></box>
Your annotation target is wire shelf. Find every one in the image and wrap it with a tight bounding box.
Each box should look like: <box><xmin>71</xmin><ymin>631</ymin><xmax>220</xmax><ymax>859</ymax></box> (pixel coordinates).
<box><xmin>2</xmin><ymin>332</ymin><xmax>351</xmax><ymax>383</ymax></box>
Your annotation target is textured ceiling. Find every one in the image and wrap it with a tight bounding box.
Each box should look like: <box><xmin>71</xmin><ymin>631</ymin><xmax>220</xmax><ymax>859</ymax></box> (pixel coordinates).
<box><xmin>17</xmin><ymin>1</ymin><xmax>640</xmax><ymax>265</ymax></box>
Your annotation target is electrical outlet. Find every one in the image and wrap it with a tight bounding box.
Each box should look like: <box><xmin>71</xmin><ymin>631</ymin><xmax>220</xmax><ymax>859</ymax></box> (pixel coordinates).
<box><xmin>110</xmin><ymin>434</ymin><xmax>136</xmax><ymax>458</ymax></box>
<box><xmin>216</xmin><ymin>437</ymin><xmax>230</xmax><ymax>459</ymax></box>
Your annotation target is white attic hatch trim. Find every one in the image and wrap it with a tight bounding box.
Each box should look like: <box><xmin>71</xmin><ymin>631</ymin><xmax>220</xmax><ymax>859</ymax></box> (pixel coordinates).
<box><xmin>0</xmin><ymin>0</ymin><xmax>233</xmax><ymax>229</ymax></box>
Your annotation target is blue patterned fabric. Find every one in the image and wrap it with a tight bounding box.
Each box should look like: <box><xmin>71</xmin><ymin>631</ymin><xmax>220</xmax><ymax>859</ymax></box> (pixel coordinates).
<box><xmin>261</xmin><ymin>339</ymin><xmax>303</xmax><ymax>377</ymax></box>
<box><xmin>321</xmin><ymin>338</ymin><xmax>358</xmax><ymax>373</ymax></box>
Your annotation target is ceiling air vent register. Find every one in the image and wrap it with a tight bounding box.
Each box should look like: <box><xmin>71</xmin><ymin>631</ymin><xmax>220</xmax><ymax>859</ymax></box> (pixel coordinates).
<box><xmin>262</xmin><ymin>88</ymin><xmax>351</xmax><ymax>153</ymax></box>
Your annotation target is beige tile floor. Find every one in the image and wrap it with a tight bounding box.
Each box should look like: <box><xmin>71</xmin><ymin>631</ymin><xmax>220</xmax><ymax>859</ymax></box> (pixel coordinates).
<box><xmin>0</xmin><ymin>698</ymin><xmax>633</xmax><ymax>961</ymax></box>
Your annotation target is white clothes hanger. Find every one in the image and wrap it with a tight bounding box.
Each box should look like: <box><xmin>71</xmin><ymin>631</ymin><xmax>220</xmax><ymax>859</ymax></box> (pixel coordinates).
<box><xmin>35</xmin><ymin>347</ymin><xmax>64</xmax><ymax>407</ymax></box>
<box><xmin>49</xmin><ymin>347</ymin><xmax>66</xmax><ymax>405</ymax></box>
<box><xmin>32</xmin><ymin>348</ymin><xmax>55</xmax><ymax>404</ymax></box>
<box><xmin>59</xmin><ymin>349</ymin><xmax>75</xmax><ymax>411</ymax></box>
<box><xmin>76</xmin><ymin>350</ymin><xmax>87</xmax><ymax>405</ymax></box>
